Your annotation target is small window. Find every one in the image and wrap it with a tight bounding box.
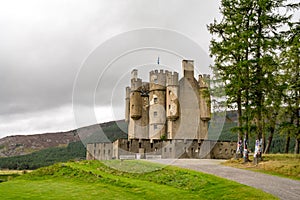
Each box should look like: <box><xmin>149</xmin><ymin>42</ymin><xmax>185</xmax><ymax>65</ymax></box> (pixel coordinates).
<box><xmin>151</xmin><ymin>143</ymin><xmax>153</xmax><ymax>148</ymax></box>
<box><xmin>103</xmin><ymin>149</ymin><xmax>105</xmax><ymax>154</ymax></box>
<box><xmin>154</xmin><ymin>97</ymin><xmax>158</xmax><ymax>103</ymax></box>
<box><xmin>154</xmin><ymin>78</ymin><xmax>158</xmax><ymax>84</ymax></box>
<box><xmin>169</xmin><ymin>147</ymin><xmax>172</xmax><ymax>152</ymax></box>
<box><xmin>154</xmin><ymin>111</ymin><xmax>157</xmax><ymax>117</ymax></box>
<box><xmin>169</xmin><ymin>90</ymin><xmax>171</xmax><ymax>95</ymax></box>
<box><xmin>168</xmin><ymin>105</ymin><xmax>171</xmax><ymax>109</ymax></box>
<box><xmin>108</xmin><ymin>149</ymin><xmax>110</xmax><ymax>154</ymax></box>
<box><xmin>139</xmin><ymin>143</ymin><xmax>142</xmax><ymax>148</ymax></box>
<box><xmin>154</xmin><ymin>124</ymin><xmax>158</xmax><ymax>130</ymax></box>
<box><xmin>155</xmin><ymin>147</ymin><xmax>158</xmax><ymax>152</ymax></box>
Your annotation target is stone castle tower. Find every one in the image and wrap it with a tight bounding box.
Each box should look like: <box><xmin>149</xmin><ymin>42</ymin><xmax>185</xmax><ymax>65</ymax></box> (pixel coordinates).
<box><xmin>125</xmin><ymin>60</ymin><xmax>211</xmax><ymax>141</ymax></box>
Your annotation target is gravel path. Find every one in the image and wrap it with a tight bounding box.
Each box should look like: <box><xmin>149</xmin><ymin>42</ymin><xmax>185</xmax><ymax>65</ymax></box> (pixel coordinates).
<box><xmin>148</xmin><ymin>159</ymin><xmax>300</xmax><ymax>200</ymax></box>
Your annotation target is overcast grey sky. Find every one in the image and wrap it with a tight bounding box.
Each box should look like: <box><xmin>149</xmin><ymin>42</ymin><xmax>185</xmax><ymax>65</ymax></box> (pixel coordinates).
<box><xmin>0</xmin><ymin>0</ymin><xmax>224</xmax><ymax>138</ymax></box>
<box><xmin>1</xmin><ymin>0</ymin><xmax>297</xmax><ymax>138</ymax></box>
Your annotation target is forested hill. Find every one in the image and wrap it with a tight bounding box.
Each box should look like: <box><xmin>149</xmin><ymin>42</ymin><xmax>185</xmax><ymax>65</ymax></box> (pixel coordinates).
<box><xmin>0</xmin><ymin>120</ymin><xmax>127</xmax><ymax>158</ymax></box>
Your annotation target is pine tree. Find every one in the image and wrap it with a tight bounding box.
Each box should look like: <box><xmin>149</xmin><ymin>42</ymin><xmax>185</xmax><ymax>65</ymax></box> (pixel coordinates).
<box><xmin>208</xmin><ymin>0</ymin><xmax>298</xmax><ymax>159</ymax></box>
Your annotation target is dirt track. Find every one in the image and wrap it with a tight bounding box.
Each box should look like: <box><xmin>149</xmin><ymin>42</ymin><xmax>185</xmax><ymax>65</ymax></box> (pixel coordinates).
<box><xmin>148</xmin><ymin>159</ymin><xmax>300</xmax><ymax>200</ymax></box>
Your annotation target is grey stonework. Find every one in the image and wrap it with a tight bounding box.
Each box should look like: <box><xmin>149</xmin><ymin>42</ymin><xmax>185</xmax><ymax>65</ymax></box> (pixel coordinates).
<box><xmin>86</xmin><ymin>139</ymin><xmax>236</xmax><ymax>160</ymax></box>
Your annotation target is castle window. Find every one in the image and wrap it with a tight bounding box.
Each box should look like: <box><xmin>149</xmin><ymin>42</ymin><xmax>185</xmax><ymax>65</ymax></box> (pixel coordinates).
<box><xmin>154</xmin><ymin>124</ymin><xmax>158</xmax><ymax>130</ymax></box>
<box><xmin>155</xmin><ymin>147</ymin><xmax>158</xmax><ymax>152</ymax></box>
<box><xmin>151</xmin><ymin>143</ymin><xmax>153</xmax><ymax>148</ymax></box>
<box><xmin>169</xmin><ymin>147</ymin><xmax>172</xmax><ymax>152</ymax></box>
<box><xmin>139</xmin><ymin>143</ymin><xmax>142</xmax><ymax>148</ymax></box>
<box><xmin>154</xmin><ymin>111</ymin><xmax>157</xmax><ymax>117</ymax></box>
<box><xmin>169</xmin><ymin>90</ymin><xmax>171</xmax><ymax>95</ymax></box>
<box><xmin>154</xmin><ymin>97</ymin><xmax>158</xmax><ymax>103</ymax></box>
<box><xmin>154</xmin><ymin>78</ymin><xmax>158</xmax><ymax>84</ymax></box>
<box><xmin>168</xmin><ymin>104</ymin><xmax>171</xmax><ymax>110</ymax></box>
<box><xmin>108</xmin><ymin>149</ymin><xmax>110</xmax><ymax>155</ymax></box>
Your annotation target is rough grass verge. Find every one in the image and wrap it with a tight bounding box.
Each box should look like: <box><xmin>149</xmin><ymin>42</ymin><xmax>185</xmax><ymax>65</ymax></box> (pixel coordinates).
<box><xmin>223</xmin><ymin>154</ymin><xmax>300</xmax><ymax>180</ymax></box>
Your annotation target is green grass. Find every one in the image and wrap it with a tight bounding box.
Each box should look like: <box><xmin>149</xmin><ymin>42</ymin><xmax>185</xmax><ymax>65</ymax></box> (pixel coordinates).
<box><xmin>0</xmin><ymin>160</ymin><xmax>277</xmax><ymax>200</ymax></box>
<box><xmin>223</xmin><ymin>154</ymin><xmax>300</xmax><ymax>181</ymax></box>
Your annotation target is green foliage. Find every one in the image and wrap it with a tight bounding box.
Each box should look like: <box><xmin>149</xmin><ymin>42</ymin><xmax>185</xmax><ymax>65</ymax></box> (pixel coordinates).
<box><xmin>0</xmin><ymin>142</ymin><xmax>86</xmax><ymax>170</ymax></box>
<box><xmin>0</xmin><ymin>160</ymin><xmax>278</xmax><ymax>199</ymax></box>
<box><xmin>208</xmin><ymin>0</ymin><xmax>300</xmax><ymax>153</ymax></box>
<box><xmin>82</xmin><ymin>121</ymin><xmax>128</xmax><ymax>144</ymax></box>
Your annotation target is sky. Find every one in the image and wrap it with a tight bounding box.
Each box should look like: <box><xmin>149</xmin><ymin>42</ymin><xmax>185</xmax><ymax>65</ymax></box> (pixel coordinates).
<box><xmin>0</xmin><ymin>0</ymin><xmax>224</xmax><ymax>138</ymax></box>
<box><xmin>1</xmin><ymin>0</ymin><xmax>297</xmax><ymax>138</ymax></box>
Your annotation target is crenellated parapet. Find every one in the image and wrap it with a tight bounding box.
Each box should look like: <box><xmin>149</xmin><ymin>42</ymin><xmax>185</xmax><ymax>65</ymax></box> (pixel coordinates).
<box><xmin>149</xmin><ymin>69</ymin><xmax>166</xmax><ymax>91</ymax></box>
<box><xmin>166</xmin><ymin>71</ymin><xmax>179</xmax><ymax>86</ymax></box>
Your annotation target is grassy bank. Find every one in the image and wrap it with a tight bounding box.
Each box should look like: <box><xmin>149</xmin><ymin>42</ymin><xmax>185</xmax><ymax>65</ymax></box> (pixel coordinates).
<box><xmin>0</xmin><ymin>160</ymin><xmax>277</xmax><ymax>200</ymax></box>
<box><xmin>223</xmin><ymin>154</ymin><xmax>300</xmax><ymax>180</ymax></box>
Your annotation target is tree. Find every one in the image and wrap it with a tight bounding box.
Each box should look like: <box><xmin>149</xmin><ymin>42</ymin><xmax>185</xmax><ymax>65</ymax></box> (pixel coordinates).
<box><xmin>208</xmin><ymin>0</ymin><xmax>297</xmax><ymax>159</ymax></box>
<box><xmin>280</xmin><ymin>21</ymin><xmax>300</xmax><ymax>154</ymax></box>
<box><xmin>208</xmin><ymin>0</ymin><xmax>255</xmax><ymax>161</ymax></box>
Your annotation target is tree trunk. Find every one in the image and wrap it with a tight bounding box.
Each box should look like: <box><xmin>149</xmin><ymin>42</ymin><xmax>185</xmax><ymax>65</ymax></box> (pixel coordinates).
<box><xmin>236</xmin><ymin>93</ymin><xmax>243</xmax><ymax>158</ymax></box>
<box><xmin>285</xmin><ymin>135</ymin><xmax>290</xmax><ymax>154</ymax></box>
<box><xmin>264</xmin><ymin>128</ymin><xmax>274</xmax><ymax>154</ymax></box>
<box><xmin>295</xmin><ymin>138</ymin><xmax>299</xmax><ymax>154</ymax></box>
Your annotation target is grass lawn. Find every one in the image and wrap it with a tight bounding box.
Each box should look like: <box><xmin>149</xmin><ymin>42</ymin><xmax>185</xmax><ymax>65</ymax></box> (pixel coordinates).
<box><xmin>0</xmin><ymin>160</ymin><xmax>278</xmax><ymax>200</ymax></box>
<box><xmin>223</xmin><ymin>154</ymin><xmax>300</xmax><ymax>181</ymax></box>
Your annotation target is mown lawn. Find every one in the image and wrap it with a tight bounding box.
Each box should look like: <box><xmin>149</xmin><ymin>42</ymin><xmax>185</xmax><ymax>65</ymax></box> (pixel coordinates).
<box><xmin>0</xmin><ymin>160</ymin><xmax>278</xmax><ymax>200</ymax></box>
<box><xmin>223</xmin><ymin>154</ymin><xmax>300</xmax><ymax>180</ymax></box>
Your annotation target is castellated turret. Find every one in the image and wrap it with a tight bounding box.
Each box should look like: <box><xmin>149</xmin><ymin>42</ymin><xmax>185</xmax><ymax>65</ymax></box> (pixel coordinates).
<box><xmin>166</xmin><ymin>71</ymin><xmax>179</xmax><ymax>120</ymax></box>
<box><xmin>149</xmin><ymin>70</ymin><xmax>166</xmax><ymax>140</ymax></box>
<box><xmin>128</xmin><ymin>69</ymin><xmax>149</xmax><ymax>139</ymax></box>
<box><xmin>130</xmin><ymin>69</ymin><xmax>142</xmax><ymax>120</ymax></box>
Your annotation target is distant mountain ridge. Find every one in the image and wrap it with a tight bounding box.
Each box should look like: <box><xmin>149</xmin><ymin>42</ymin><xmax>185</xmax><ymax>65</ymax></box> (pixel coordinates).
<box><xmin>0</xmin><ymin>120</ymin><xmax>128</xmax><ymax>157</ymax></box>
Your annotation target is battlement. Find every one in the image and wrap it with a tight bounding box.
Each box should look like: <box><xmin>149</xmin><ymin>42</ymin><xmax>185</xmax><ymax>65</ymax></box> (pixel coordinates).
<box><xmin>131</xmin><ymin>78</ymin><xmax>142</xmax><ymax>91</ymax></box>
<box><xmin>149</xmin><ymin>69</ymin><xmax>166</xmax><ymax>77</ymax></box>
<box><xmin>149</xmin><ymin>69</ymin><xmax>166</xmax><ymax>88</ymax></box>
<box><xmin>166</xmin><ymin>71</ymin><xmax>179</xmax><ymax>86</ymax></box>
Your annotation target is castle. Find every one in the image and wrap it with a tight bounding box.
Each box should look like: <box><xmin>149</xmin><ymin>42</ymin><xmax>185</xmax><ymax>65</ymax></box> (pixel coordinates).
<box><xmin>86</xmin><ymin>60</ymin><xmax>236</xmax><ymax>160</ymax></box>
<box><xmin>126</xmin><ymin>60</ymin><xmax>211</xmax><ymax>141</ymax></box>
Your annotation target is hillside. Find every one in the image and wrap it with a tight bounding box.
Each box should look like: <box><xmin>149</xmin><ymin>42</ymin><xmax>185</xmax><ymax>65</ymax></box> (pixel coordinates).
<box><xmin>0</xmin><ymin>141</ymin><xmax>86</xmax><ymax>170</ymax></box>
<box><xmin>0</xmin><ymin>120</ymin><xmax>127</xmax><ymax>158</ymax></box>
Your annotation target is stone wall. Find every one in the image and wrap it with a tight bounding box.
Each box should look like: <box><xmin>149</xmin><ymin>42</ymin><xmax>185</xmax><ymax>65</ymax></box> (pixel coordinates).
<box><xmin>86</xmin><ymin>139</ymin><xmax>236</xmax><ymax>160</ymax></box>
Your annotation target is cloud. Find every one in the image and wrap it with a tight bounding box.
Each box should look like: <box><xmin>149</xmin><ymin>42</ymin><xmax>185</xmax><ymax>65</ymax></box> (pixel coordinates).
<box><xmin>0</xmin><ymin>0</ymin><xmax>221</xmax><ymax>137</ymax></box>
